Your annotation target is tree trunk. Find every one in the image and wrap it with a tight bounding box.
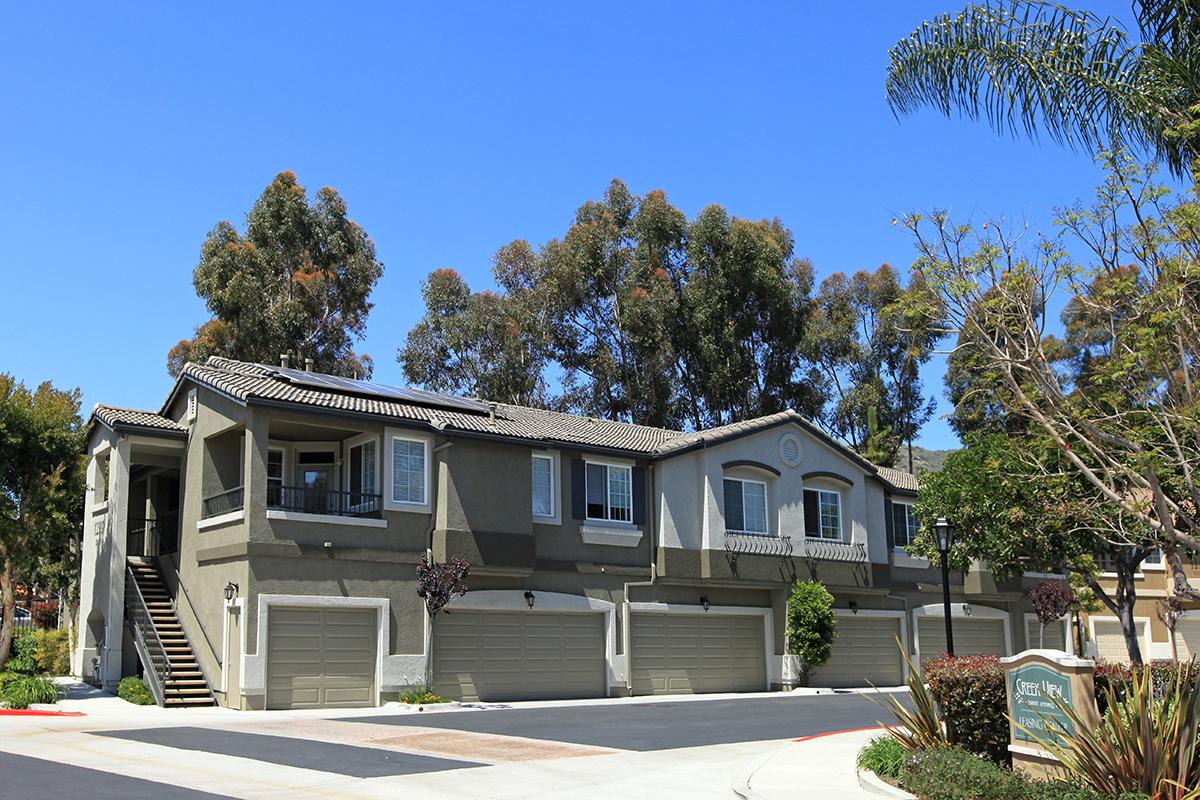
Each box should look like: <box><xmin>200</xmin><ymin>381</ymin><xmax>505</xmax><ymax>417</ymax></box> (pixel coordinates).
<box><xmin>425</xmin><ymin>614</ymin><xmax>436</xmax><ymax>693</ymax></box>
<box><xmin>0</xmin><ymin>559</ymin><xmax>15</xmax><ymax>669</ymax></box>
<box><xmin>1115</xmin><ymin>558</ymin><xmax>1144</xmax><ymax>665</ymax></box>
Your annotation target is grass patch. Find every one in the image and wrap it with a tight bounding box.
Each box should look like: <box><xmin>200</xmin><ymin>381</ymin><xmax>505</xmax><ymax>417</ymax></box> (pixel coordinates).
<box><xmin>857</xmin><ymin>735</ymin><xmax>905</xmax><ymax>780</ymax></box>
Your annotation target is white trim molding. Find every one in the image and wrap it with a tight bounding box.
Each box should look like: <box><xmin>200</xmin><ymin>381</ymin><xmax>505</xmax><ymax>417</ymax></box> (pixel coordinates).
<box><xmin>626</xmin><ymin>601</ymin><xmax>776</xmax><ymax>690</ymax></box>
<box><xmin>580</xmin><ymin>523</ymin><xmax>643</xmax><ymax>547</ymax></box>
<box><xmin>453</xmin><ymin>590</ymin><xmax>621</xmax><ymax>690</ymax></box>
<box><xmin>265</xmin><ymin>509</ymin><xmax>388</xmax><ymax>528</ymax></box>
<box><xmin>912</xmin><ymin>602</ymin><xmax>1013</xmax><ymax>662</ymax></box>
<box><xmin>197</xmin><ymin>509</ymin><xmax>245</xmax><ymax>531</ymax></box>
<box><xmin>242</xmin><ymin>594</ymin><xmax>424</xmax><ymax>704</ymax></box>
<box><xmin>383</xmin><ymin>428</ymin><xmax>433</xmax><ymax>514</ymax></box>
<box><xmin>531</xmin><ymin>450</ymin><xmax>561</xmax><ymax>525</ymax></box>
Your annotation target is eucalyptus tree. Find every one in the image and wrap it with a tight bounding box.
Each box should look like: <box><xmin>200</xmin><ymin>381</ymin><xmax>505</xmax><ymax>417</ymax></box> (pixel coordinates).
<box><xmin>886</xmin><ymin>1</ymin><xmax>1200</xmax><ymax>176</ymax></box>
<box><xmin>169</xmin><ymin>171</ymin><xmax>383</xmax><ymax>377</ymax></box>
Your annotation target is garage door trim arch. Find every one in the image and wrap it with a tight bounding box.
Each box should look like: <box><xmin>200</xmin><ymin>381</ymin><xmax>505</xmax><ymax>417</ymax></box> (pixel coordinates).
<box><xmin>912</xmin><ymin>602</ymin><xmax>1012</xmax><ymax>663</ymax></box>
<box><xmin>451</xmin><ymin>590</ymin><xmax>619</xmax><ymax>689</ymax></box>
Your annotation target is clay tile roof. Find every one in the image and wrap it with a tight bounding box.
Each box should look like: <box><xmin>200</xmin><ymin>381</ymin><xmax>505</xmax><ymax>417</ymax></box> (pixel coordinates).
<box><xmin>92</xmin><ymin>404</ymin><xmax>185</xmax><ymax>435</ymax></box>
<box><xmin>875</xmin><ymin>466</ymin><xmax>920</xmax><ymax>493</ymax></box>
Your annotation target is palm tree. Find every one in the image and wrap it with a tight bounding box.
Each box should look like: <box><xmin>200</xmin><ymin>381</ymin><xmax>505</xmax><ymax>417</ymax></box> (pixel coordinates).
<box><xmin>886</xmin><ymin>1</ymin><xmax>1200</xmax><ymax>176</ymax></box>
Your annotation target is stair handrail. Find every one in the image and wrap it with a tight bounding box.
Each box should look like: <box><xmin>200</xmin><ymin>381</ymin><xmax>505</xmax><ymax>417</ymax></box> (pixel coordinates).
<box><xmin>161</xmin><ymin>551</ymin><xmax>223</xmax><ymax>678</ymax></box>
<box><xmin>124</xmin><ymin>565</ymin><xmax>171</xmax><ymax>706</ymax></box>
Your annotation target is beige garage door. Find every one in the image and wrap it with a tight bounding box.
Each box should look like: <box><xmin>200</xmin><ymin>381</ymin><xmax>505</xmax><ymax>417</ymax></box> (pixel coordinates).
<box><xmin>266</xmin><ymin>606</ymin><xmax>377</xmax><ymax>710</ymax></box>
<box><xmin>808</xmin><ymin>615</ymin><xmax>904</xmax><ymax>688</ymax></box>
<box><xmin>1175</xmin><ymin>619</ymin><xmax>1200</xmax><ymax>660</ymax></box>
<box><xmin>1092</xmin><ymin>618</ymin><xmax>1144</xmax><ymax>663</ymax></box>
<box><xmin>631</xmin><ymin>612</ymin><xmax>766</xmax><ymax>695</ymax></box>
<box><xmin>434</xmin><ymin>610</ymin><xmax>605</xmax><ymax>702</ymax></box>
<box><xmin>1025</xmin><ymin>616</ymin><xmax>1067</xmax><ymax>651</ymax></box>
<box><xmin>917</xmin><ymin>616</ymin><xmax>1006</xmax><ymax>663</ymax></box>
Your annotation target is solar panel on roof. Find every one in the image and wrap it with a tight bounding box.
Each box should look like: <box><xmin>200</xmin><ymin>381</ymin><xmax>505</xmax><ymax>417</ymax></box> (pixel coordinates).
<box><xmin>265</xmin><ymin>365</ymin><xmax>491</xmax><ymax>414</ymax></box>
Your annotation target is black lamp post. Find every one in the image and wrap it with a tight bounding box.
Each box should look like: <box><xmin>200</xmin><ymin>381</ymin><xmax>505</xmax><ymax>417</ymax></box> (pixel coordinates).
<box><xmin>933</xmin><ymin>516</ymin><xmax>955</xmax><ymax>657</ymax></box>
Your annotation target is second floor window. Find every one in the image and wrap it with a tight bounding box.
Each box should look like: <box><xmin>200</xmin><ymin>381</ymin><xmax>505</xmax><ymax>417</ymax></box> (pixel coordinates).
<box><xmin>391</xmin><ymin>438</ymin><xmax>426</xmax><ymax>505</ymax></box>
<box><xmin>891</xmin><ymin>502</ymin><xmax>920</xmax><ymax>549</ymax></box>
<box><xmin>349</xmin><ymin>440</ymin><xmax>377</xmax><ymax>498</ymax></box>
<box><xmin>586</xmin><ymin>462</ymin><xmax>632</xmax><ymax>523</ymax></box>
<box><xmin>723</xmin><ymin>478</ymin><xmax>768</xmax><ymax>535</ymax></box>
<box><xmin>804</xmin><ymin>488</ymin><xmax>842</xmax><ymax>540</ymax></box>
<box><xmin>532</xmin><ymin>455</ymin><xmax>555</xmax><ymax>518</ymax></box>
<box><xmin>267</xmin><ymin>449</ymin><xmax>284</xmax><ymax>504</ymax></box>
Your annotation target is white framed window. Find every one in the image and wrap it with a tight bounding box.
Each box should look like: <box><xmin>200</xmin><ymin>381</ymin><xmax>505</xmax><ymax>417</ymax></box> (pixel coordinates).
<box><xmin>267</xmin><ymin>447</ymin><xmax>285</xmax><ymax>506</ymax></box>
<box><xmin>347</xmin><ymin>438</ymin><xmax>378</xmax><ymax>498</ymax></box>
<box><xmin>804</xmin><ymin>487</ymin><xmax>842</xmax><ymax>540</ymax></box>
<box><xmin>723</xmin><ymin>478</ymin><xmax>768</xmax><ymax>535</ymax></box>
<box><xmin>532</xmin><ymin>454</ymin><xmax>556</xmax><ymax>519</ymax></box>
<box><xmin>891</xmin><ymin>502</ymin><xmax>920</xmax><ymax>549</ymax></box>
<box><xmin>585</xmin><ymin>461</ymin><xmax>632</xmax><ymax>523</ymax></box>
<box><xmin>390</xmin><ymin>435</ymin><xmax>428</xmax><ymax>506</ymax></box>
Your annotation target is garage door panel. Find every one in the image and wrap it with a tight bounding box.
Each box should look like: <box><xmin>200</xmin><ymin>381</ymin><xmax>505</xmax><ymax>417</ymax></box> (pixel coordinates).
<box><xmin>266</xmin><ymin>607</ymin><xmax>377</xmax><ymax>710</ymax></box>
<box><xmin>630</xmin><ymin>613</ymin><xmax>766</xmax><ymax>696</ymax></box>
<box><xmin>918</xmin><ymin>617</ymin><xmax>1006</xmax><ymax>663</ymax></box>
<box><xmin>1025</xmin><ymin>617</ymin><xmax>1067</xmax><ymax>651</ymax></box>
<box><xmin>1176</xmin><ymin>620</ymin><xmax>1200</xmax><ymax>660</ymax></box>
<box><xmin>434</xmin><ymin>610</ymin><xmax>606</xmax><ymax>702</ymax></box>
<box><xmin>807</xmin><ymin>616</ymin><xmax>904</xmax><ymax>688</ymax></box>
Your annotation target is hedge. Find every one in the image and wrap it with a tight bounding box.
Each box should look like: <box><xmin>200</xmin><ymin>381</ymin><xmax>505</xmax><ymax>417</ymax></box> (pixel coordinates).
<box><xmin>923</xmin><ymin>655</ymin><xmax>1008</xmax><ymax>764</ymax></box>
<box><xmin>902</xmin><ymin>747</ymin><xmax>1137</xmax><ymax>800</ymax></box>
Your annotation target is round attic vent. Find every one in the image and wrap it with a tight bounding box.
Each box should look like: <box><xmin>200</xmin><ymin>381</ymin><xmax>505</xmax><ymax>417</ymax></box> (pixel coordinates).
<box><xmin>779</xmin><ymin>433</ymin><xmax>803</xmax><ymax>467</ymax></box>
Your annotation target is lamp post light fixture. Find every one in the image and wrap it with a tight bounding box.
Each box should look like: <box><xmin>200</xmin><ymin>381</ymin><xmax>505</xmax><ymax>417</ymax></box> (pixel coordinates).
<box><xmin>700</xmin><ymin>596</ymin><xmax>711</xmax><ymax>612</ymax></box>
<box><xmin>223</xmin><ymin>582</ymin><xmax>239</xmax><ymax>603</ymax></box>
<box><xmin>933</xmin><ymin>516</ymin><xmax>956</xmax><ymax>657</ymax></box>
<box><xmin>523</xmin><ymin>590</ymin><xmax>535</xmax><ymax>609</ymax></box>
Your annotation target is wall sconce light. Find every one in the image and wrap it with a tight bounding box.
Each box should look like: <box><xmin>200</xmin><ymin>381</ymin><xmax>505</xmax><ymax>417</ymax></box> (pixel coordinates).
<box><xmin>848</xmin><ymin>600</ymin><xmax>859</xmax><ymax>614</ymax></box>
<box><xmin>700</xmin><ymin>596</ymin><xmax>711</xmax><ymax>612</ymax></box>
<box><xmin>223</xmin><ymin>582</ymin><xmax>239</xmax><ymax>602</ymax></box>
<box><xmin>524</xmin><ymin>590</ymin><xmax>535</xmax><ymax>609</ymax></box>
<box><xmin>962</xmin><ymin>603</ymin><xmax>973</xmax><ymax>617</ymax></box>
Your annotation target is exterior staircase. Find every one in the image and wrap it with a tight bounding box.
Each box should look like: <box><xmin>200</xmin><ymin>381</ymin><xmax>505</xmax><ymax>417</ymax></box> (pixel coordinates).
<box><xmin>126</xmin><ymin>559</ymin><xmax>216</xmax><ymax>708</ymax></box>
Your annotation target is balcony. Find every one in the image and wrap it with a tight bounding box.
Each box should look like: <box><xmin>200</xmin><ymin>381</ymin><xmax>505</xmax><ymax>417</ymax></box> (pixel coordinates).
<box><xmin>803</xmin><ymin>538</ymin><xmax>868</xmax><ymax>563</ymax></box>
<box><xmin>201</xmin><ymin>487</ymin><xmax>244</xmax><ymax>519</ymax></box>
<box><xmin>268</xmin><ymin>485</ymin><xmax>382</xmax><ymax>518</ymax></box>
<box><xmin>126</xmin><ymin>516</ymin><xmax>179</xmax><ymax>556</ymax></box>
<box><xmin>724</xmin><ymin>530</ymin><xmax>794</xmax><ymax>559</ymax></box>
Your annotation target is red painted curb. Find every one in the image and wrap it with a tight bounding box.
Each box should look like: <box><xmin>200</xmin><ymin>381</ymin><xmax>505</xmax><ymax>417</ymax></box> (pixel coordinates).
<box><xmin>0</xmin><ymin>709</ymin><xmax>86</xmax><ymax>717</ymax></box>
<box><xmin>792</xmin><ymin>725</ymin><xmax>886</xmax><ymax>743</ymax></box>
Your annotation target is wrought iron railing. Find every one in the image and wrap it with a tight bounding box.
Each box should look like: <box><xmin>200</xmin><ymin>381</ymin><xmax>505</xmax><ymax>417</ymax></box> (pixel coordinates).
<box><xmin>124</xmin><ymin>565</ymin><xmax>169</xmax><ymax>706</ymax></box>
<box><xmin>803</xmin><ymin>539</ymin><xmax>868</xmax><ymax>562</ymax></box>
<box><xmin>126</xmin><ymin>515</ymin><xmax>179</xmax><ymax>557</ymax></box>
<box><xmin>162</xmin><ymin>551</ymin><xmax>221</xmax><ymax>683</ymax></box>
<box><xmin>724</xmin><ymin>531</ymin><xmax>795</xmax><ymax>558</ymax></box>
<box><xmin>268</xmin><ymin>485</ymin><xmax>382</xmax><ymax>517</ymax></box>
<box><xmin>201</xmin><ymin>486</ymin><xmax>244</xmax><ymax>519</ymax></box>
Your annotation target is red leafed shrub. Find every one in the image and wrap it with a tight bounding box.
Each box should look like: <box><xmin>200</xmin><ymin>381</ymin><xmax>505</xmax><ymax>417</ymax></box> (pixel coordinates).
<box><xmin>923</xmin><ymin>655</ymin><xmax>1009</xmax><ymax>764</ymax></box>
<box><xmin>1093</xmin><ymin>660</ymin><xmax>1200</xmax><ymax>714</ymax></box>
<box><xmin>30</xmin><ymin>602</ymin><xmax>58</xmax><ymax>629</ymax></box>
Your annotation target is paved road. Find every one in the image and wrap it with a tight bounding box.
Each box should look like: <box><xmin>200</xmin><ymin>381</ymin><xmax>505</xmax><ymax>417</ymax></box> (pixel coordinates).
<box><xmin>0</xmin><ymin>751</ymin><xmax>233</xmax><ymax>799</ymax></box>
<box><xmin>339</xmin><ymin>691</ymin><xmax>899</xmax><ymax>750</ymax></box>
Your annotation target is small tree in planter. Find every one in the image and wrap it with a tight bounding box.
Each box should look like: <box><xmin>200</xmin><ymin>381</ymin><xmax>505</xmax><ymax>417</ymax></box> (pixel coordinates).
<box><xmin>785</xmin><ymin>580</ymin><xmax>837</xmax><ymax>686</ymax></box>
<box><xmin>1029</xmin><ymin>580</ymin><xmax>1073</xmax><ymax>649</ymax></box>
<box><xmin>416</xmin><ymin>556</ymin><xmax>470</xmax><ymax>694</ymax></box>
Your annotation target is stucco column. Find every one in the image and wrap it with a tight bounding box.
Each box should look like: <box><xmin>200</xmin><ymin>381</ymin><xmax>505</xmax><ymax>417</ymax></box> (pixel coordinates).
<box><xmin>101</xmin><ymin>435</ymin><xmax>131</xmax><ymax>689</ymax></box>
<box><xmin>72</xmin><ymin>449</ymin><xmax>103</xmax><ymax>677</ymax></box>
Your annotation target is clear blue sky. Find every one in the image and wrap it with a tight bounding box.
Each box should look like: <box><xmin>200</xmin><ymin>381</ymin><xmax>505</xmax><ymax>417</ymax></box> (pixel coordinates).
<box><xmin>0</xmin><ymin>1</ymin><xmax>1138</xmax><ymax>451</ymax></box>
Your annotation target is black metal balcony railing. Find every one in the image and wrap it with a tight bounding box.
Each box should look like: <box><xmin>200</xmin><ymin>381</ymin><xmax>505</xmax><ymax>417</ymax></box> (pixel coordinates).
<box><xmin>804</xmin><ymin>539</ymin><xmax>868</xmax><ymax>563</ymax></box>
<box><xmin>201</xmin><ymin>486</ymin><xmax>244</xmax><ymax>519</ymax></box>
<box><xmin>724</xmin><ymin>530</ymin><xmax>795</xmax><ymax>558</ymax></box>
<box><xmin>268</xmin><ymin>485</ymin><xmax>382</xmax><ymax>517</ymax></box>
<box><xmin>127</xmin><ymin>516</ymin><xmax>179</xmax><ymax>557</ymax></box>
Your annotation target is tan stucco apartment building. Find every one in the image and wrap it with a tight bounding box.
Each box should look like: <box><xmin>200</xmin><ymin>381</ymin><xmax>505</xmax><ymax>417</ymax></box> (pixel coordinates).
<box><xmin>74</xmin><ymin>356</ymin><xmax>1051</xmax><ymax>709</ymax></box>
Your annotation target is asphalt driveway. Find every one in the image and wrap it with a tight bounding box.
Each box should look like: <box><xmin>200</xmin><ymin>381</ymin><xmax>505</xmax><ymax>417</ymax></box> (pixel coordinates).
<box><xmin>337</xmin><ymin>690</ymin><xmax>901</xmax><ymax>750</ymax></box>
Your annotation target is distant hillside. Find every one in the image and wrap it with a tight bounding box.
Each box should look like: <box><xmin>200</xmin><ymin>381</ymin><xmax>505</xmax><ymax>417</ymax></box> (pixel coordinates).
<box><xmin>893</xmin><ymin>446</ymin><xmax>956</xmax><ymax>475</ymax></box>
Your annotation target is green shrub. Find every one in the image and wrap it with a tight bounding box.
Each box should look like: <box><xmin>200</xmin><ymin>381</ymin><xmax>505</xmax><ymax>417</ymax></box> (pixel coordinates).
<box><xmin>5</xmin><ymin>632</ymin><xmax>38</xmax><ymax>674</ymax></box>
<box><xmin>399</xmin><ymin>685</ymin><xmax>449</xmax><ymax>704</ymax></box>
<box><xmin>117</xmin><ymin>676</ymin><xmax>155</xmax><ymax>705</ymax></box>
<box><xmin>0</xmin><ymin>675</ymin><xmax>59</xmax><ymax>708</ymax></box>
<box><xmin>785</xmin><ymin>580</ymin><xmax>836</xmax><ymax>684</ymax></box>
<box><xmin>858</xmin><ymin>735</ymin><xmax>906</xmax><ymax>780</ymax></box>
<box><xmin>923</xmin><ymin>654</ymin><xmax>1009</xmax><ymax>763</ymax></box>
<box><xmin>901</xmin><ymin>747</ymin><xmax>1114</xmax><ymax>800</ymax></box>
<box><xmin>0</xmin><ymin>672</ymin><xmax>23</xmax><ymax>696</ymax></box>
<box><xmin>31</xmin><ymin>629</ymin><xmax>70</xmax><ymax>675</ymax></box>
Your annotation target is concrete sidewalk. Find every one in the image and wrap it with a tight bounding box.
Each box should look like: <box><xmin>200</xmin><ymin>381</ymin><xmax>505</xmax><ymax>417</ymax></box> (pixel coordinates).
<box><xmin>733</xmin><ymin>728</ymin><xmax>893</xmax><ymax>800</ymax></box>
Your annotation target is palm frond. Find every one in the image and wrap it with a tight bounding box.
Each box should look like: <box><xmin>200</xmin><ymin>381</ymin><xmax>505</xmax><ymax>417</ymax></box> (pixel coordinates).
<box><xmin>886</xmin><ymin>1</ymin><xmax>1141</xmax><ymax>152</ymax></box>
<box><xmin>867</xmin><ymin>637</ymin><xmax>949</xmax><ymax>752</ymax></box>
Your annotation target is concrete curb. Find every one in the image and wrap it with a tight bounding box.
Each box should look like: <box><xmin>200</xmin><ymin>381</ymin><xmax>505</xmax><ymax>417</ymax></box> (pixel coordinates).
<box><xmin>856</xmin><ymin>768</ymin><xmax>916</xmax><ymax>799</ymax></box>
<box><xmin>731</xmin><ymin>747</ymin><xmax>776</xmax><ymax>800</ymax></box>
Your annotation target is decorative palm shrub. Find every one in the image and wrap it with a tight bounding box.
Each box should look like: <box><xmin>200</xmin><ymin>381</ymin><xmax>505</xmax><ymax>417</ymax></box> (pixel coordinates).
<box><xmin>869</xmin><ymin>638</ymin><xmax>948</xmax><ymax>753</ymax></box>
<box><xmin>1019</xmin><ymin>665</ymin><xmax>1200</xmax><ymax>798</ymax></box>
<box><xmin>785</xmin><ymin>580</ymin><xmax>837</xmax><ymax>685</ymax></box>
<box><xmin>923</xmin><ymin>654</ymin><xmax>1009</xmax><ymax>763</ymax></box>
